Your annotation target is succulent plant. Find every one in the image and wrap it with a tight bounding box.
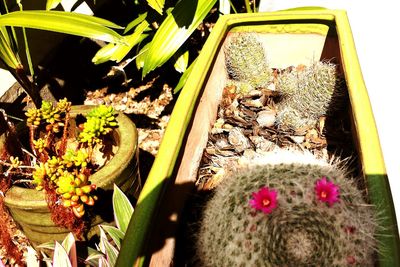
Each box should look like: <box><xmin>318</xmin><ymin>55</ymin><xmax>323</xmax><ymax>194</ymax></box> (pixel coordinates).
<box><xmin>26</xmin><ymin>100</ymin><xmax>118</xmax><ymax>219</ymax></box>
<box><xmin>62</xmin><ymin>149</ymin><xmax>89</xmax><ymax>168</ymax></box>
<box><xmin>79</xmin><ymin>105</ymin><xmax>118</xmax><ymax>145</ymax></box>
<box><xmin>224</xmin><ymin>33</ymin><xmax>272</xmax><ymax>89</ymax></box>
<box><xmin>275</xmin><ymin>62</ymin><xmax>344</xmax><ymax>131</ymax></box>
<box><xmin>196</xmin><ymin>151</ymin><xmax>376</xmax><ymax>267</ymax></box>
<box><xmin>25</xmin><ymin>99</ymin><xmax>69</xmax><ymax>133</ymax></box>
<box><xmin>56</xmin><ymin>171</ymin><xmax>97</xmax><ymax>218</ymax></box>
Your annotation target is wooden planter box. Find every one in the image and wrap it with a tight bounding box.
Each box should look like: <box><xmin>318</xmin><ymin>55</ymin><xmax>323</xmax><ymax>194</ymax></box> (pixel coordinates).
<box><xmin>118</xmin><ymin>9</ymin><xmax>400</xmax><ymax>267</ymax></box>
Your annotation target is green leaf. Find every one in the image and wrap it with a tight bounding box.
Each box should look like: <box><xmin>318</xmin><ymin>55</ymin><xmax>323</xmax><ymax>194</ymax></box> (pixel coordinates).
<box><xmin>124</xmin><ymin>13</ymin><xmax>147</xmax><ymax>34</ymax></box>
<box><xmin>0</xmin><ymin>11</ymin><xmax>124</xmax><ymax>44</ymax></box>
<box><xmin>112</xmin><ymin>184</ymin><xmax>134</xmax><ymax>233</ymax></box>
<box><xmin>37</xmin><ymin>241</ymin><xmax>56</xmax><ymax>250</ymax></box>
<box><xmin>173</xmin><ymin>49</ymin><xmax>189</xmax><ymax>73</ymax></box>
<box><xmin>100</xmin><ymin>225</ymin><xmax>124</xmax><ymax>249</ymax></box>
<box><xmin>92</xmin><ymin>20</ymin><xmax>149</xmax><ymax>64</ymax></box>
<box><xmin>85</xmin><ymin>248</ymin><xmax>104</xmax><ymax>267</ymax></box>
<box><xmin>0</xmin><ymin>31</ymin><xmax>21</xmax><ymax>68</ymax></box>
<box><xmin>174</xmin><ymin>57</ymin><xmax>197</xmax><ymax>93</ymax></box>
<box><xmin>53</xmin><ymin>242</ymin><xmax>72</xmax><ymax>267</ymax></box>
<box><xmin>46</xmin><ymin>0</ymin><xmax>62</xmax><ymax>10</ymax></box>
<box><xmin>146</xmin><ymin>0</ymin><xmax>165</xmax><ymax>15</ymax></box>
<box><xmin>61</xmin><ymin>233</ymin><xmax>75</xmax><ymax>254</ymax></box>
<box><xmin>135</xmin><ymin>42</ymin><xmax>150</xmax><ymax>70</ymax></box>
<box><xmin>61</xmin><ymin>233</ymin><xmax>77</xmax><ymax>267</ymax></box>
<box><xmin>142</xmin><ymin>0</ymin><xmax>217</xmax><ymax>77</ymax></box>
<box><xmin>99</xmin><ymin>228</ymin><xmax>118</xmax><ymax>267</ymax></box>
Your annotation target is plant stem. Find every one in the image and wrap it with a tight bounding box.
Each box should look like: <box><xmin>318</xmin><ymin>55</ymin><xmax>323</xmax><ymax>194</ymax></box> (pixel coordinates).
<box><xmin>29</xmin><ymin>125</ymin><xmax>37</xmax><ymax>156</ymax></box>
<box><xmin>244</xmin><ymin>0</ymin><xmax>252</xmax><ymax>13</ymax></box>
<box><xmin>17</xmin><ymin>0</ymin><xmax>35</xmax><ymax>78</ymax></box>
<box><xmin>59</xmin><ymin>110</ymin><xmax>70</xmax><ymax>156</ymax></box>
<box><xmin>15</xmin><ymin>66</ymin><xmax>41</xmax><ymax>108</ymax></box>
<box><xmin>227</xmin><ymin>0</ymin><xmax>237</xmax><ymax>14</ymax></box>
<box><xmin>0</xmin><ymin>57</ymin><xmax>40</xmax><ymax>108</ymax></box>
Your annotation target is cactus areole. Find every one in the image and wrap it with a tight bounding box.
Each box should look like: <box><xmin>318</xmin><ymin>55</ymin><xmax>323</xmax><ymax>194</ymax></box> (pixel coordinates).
<box><xmin>3</xmin><ymin>104</ymin><xmax>140</xmax><ymax>245</ymax></box>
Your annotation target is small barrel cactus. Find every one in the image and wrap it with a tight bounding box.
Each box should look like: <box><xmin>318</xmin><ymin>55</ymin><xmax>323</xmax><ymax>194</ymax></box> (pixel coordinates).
<box><xmin>224</xmin><ymin>33</ymin><xmax>272</xmax><ymax>89</ymax></box>
<box><xmin>196</xmin><ymin>151</ymin><xmax>376</xmax><ymax>267</ymax></box>
<box><xmin>275</xmin><ymin>62</ymin><xmax>344</xmax><ymax>131</ymax></box>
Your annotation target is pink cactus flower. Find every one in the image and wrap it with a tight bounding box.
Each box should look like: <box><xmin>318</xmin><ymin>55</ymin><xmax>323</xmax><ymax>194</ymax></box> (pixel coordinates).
<box><xmin>315</xmin><ymin>177</ymin><xmax>340</xmax><ymax>206</ymax></box>
<box><xmin>249</xmin><ymin>187</ymin><xmax>278</xmax><ymax>214</ymax></box>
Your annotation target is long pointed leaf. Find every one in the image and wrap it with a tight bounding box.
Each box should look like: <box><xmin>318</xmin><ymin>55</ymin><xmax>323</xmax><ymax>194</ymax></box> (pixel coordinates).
<box><xmin>61</xmin><ymin>233</ymin><xmax>77</xmax><ymax>267</ymax></box>
<box><xmin>0</xmin><ymin>32</ymin><xmax>21</xmax><ymax>68</ymax></box>
<box><xmin>112</xmin><ymin>184</ymin><xmax>134</xmax><ymax>233</ymax></box>
<box><xmin>53</xmin><ymin>242</ymin><xmax>72</xmax><ymax>267</ymax></box>
<box><xmin>142</xmin><ymin>0</ymin><xmax>217</xmax><ymax>77</ymax></box>
<box><xmin>135</xmin><ymin>42</ymin><xmax>150</xmax><ymax>70</ymax></box>
<box><xmin>61</xmin><ymin>233</ymin><xmax>76</xmax><ymax>254</ymax></box>
<box><xmin>0</xmin><ymin>11</ymin><xmax>123</xmax><ymax>43</ymax></box>
<box><xmin>92</xmin><ymin>20</ymin><xmax>149</xmax><ymax>64</ymax></box>
<box><xmin>173</xmin><ymin>49</ymin><xmax>189</xmax><ymax>73</ymax></box>
<box><xmin>46</xmin><ymin>0</ymin><xmax>62</xmax><ymax>10</ymax></box>
<box><xmin>100</xmin><ymin>225</ymin><xmax>124</xmax><ymax>249</ymax></box>
<box><xmin>101</xmin><ymin>237</ymin><xmax>119</xmax><ymax>266</ymax></box>
<box><xmin>146</xmin><ymin>0</ymin><xmax>165</xmax><ymax>15</ymax></box>
<box><xmin>85</xmin><ymin>248</ymin><xmax>105</xmax><ymax>267</ymax></box>
<box><xmin>36</xmin><ymin>241</ymin><xmax>56</xmax><ymax>251</ymax></box>
<box><xmin>99</xmin><ymin>228</ymin><xmax>118</xmax><ymax>267</ymax></box>
<box><xmin>174</xmin><ymin>57</ymin><xmax>197</xmax><ymax>93</ymax></box>
<box><xmin>124</xmin><ymin>13</ymin><xmax>147</xmax><ymax>34</ymax></box>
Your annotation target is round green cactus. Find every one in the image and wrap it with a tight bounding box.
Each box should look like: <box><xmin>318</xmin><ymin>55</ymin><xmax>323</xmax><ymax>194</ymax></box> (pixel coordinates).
<box><xmin>196</xmin><ymin>151</ymin><xmax>376</xmax><ymax>267</ymax></box>
<box><xmin>224</xmin><ymin>33</ymin><xmax>272</xmax><ymax>88</ymax></box>
<box><xmin>275</xmin><ymin>62</ymin><xmax>343</xmax><ymax>131</ymax></box>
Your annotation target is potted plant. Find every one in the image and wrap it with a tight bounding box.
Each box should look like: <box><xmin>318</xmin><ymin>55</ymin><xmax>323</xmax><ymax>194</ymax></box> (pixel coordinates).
<box><xmin>117</xmin><ymin>8</ymin><xmax>400</xmax><ymax>266</ymax></box>
<box><xmin>0</xmin><ymin>98</ymin><xmax>140</xmax><ymax>247</ymax></box>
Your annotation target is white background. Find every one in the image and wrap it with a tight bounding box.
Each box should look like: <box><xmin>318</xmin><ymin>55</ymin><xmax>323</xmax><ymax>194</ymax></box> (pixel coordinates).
<box><xmin>260</xmin><ymin>0</ymin><xmax>400</xmax><ymax>234</ymax></box>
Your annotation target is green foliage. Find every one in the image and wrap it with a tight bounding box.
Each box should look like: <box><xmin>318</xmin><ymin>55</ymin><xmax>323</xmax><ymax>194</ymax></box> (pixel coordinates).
<box><xmin>0</xmin><ymin>5</ymin><xmax>124</xmax><ymax>106</ymax></box>
<box><xmin>112</xmin><ymin>184</ymin><xmax>134</xmax><ymax>233</ymax></box>
<box><xmin>196</xmin><ymin>152</ymin><xmax>377</xmax><ymax>266</ymax></box>
<box><xmin>145</xmin><ymin>0</ymin><xmax>165</xmax><ymax>15</ymax></box>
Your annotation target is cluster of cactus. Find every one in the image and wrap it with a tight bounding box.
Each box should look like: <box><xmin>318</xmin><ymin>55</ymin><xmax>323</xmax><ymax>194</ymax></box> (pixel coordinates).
<box><xmin>79</xmin><ymin>105</ymin><xmax>118</xmax><ymax>145</ymax></box>
<box><xmin>224</xmin><ymin>33</ymin><xmax>272</xmax><ymax>90</ymax></box>
<box><xmin>223</xmin><ymin>32</ymin><xmax>345</xmax><ymax>131</ymax></box>
<box><xmin>274</xmin><ymin>62</ymin><xmax>343</xmax><ymax>130</ymax></box>
<box><xmin>196</xmin><ymin>151</ymin><xmax>376</xmax><ymax>266</ymax></box>
<box><xmin>32</xmin><ymin>149</ymin><xmax>97</xmax><ymax>217</ymax></box>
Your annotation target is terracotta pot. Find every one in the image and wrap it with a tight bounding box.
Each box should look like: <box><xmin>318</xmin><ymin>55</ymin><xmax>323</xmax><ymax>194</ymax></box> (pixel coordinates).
<box><xmin>118</xmin><ymin>9</ymin><xmax>400</xmax><ymax>267</ymax></box>
<box><xmin>4</xmin><ymin>105</ymin><xmax>140</xmax><ymax>245</ymax></box>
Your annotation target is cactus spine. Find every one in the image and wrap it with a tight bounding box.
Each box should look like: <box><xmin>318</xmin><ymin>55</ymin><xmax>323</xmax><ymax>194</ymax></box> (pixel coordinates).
<box><xmin>196</xmin><ymin>152</ymin><xmax>376</xmax><ymax>267</ymax></box>
<box><xmin>275</xmin><ymin>62</ymin><xmax>342</xmax><ymax>130</ymax></box>
<box><xmin>224</xmin><ymin>33</ymin><xmax>272</xmax><ymax>89</ymax></box>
